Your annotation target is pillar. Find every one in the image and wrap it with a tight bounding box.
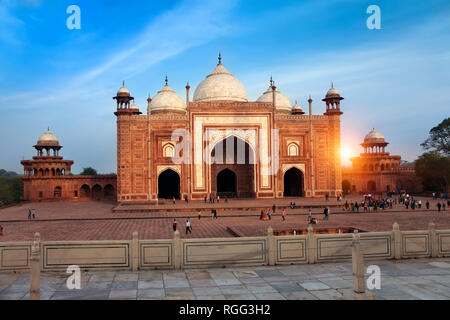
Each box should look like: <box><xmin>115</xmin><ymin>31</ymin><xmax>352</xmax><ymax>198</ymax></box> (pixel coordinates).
<box><xmin>131</xmin><ymin>231</ymin><xmax>139</xmax><ymax>271</ymax></box>
<box><xmin>267</xmin><ymin>227</ymin><xmax>275</xmax><ymax>266</ymax></box>
<box><xmin>429</xmin><ymin>222</ymin><xmax>438</xmax><ymax>258</ymax></box>
<box><xmin>392</xmin><ymin>222</ymin><xmax>402</xmax><ymax>259</ymax></box>
<box><xmin>352</xmin><ymin>230</ymin><xmax>365</xmax><ymax>293</ymax></box>
<box><xmin>30</xmin><ymin>232</ymin><xmax>41</xmax><ymax>300</ymax></box>
<box><xmin>306</xmin><ymin>225</ymin><xmax>316</xmax><ymax>264</ymax></box>
<box><xmin>173</xmin><ymin>230</ymin><xmax>181</xmax><ymax>269</ymax></box>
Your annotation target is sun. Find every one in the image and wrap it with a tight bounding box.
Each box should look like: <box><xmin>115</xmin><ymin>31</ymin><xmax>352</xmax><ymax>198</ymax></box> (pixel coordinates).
<box><xmin>340</xmin><ymin>147</ymin><xmax>352</xmax><ymax>164</ymax></box>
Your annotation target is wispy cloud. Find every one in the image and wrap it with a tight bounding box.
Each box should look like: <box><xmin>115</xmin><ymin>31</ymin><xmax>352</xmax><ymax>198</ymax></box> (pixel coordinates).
<box><xmin>1</xmin><ymin>0</ymin><xmax>238</xmax><ymax>107</ymax></box>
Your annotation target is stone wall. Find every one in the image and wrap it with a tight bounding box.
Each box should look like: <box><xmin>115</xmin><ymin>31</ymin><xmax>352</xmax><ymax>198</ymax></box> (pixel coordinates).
<box><xmin>1</xmin><ymin>223</ymin><xmax>449</xmax><ymax>272</ymax></box>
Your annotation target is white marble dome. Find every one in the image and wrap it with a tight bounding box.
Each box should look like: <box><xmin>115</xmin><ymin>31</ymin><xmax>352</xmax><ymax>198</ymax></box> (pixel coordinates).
<box><xmin>117</xmin><ymin>83</ymin><xmax>130</xmax><ymax>96</ymax></box>
<box><xmin>256</xmin><ymin>86</ymin><xmax>292</xmax><ymax>112</ymax></box>
<box><xmin>130</xmin><ymin>102</ymin><xmax>139</xmax><ymax>110</ymax></box>
<box><xmin>364</xmin><ymin>128</ymin><xmax>385</xmax><ymax>143</ymax></box>
<box><xmin>193</xmin><ymin>64</ymin><xmax>248</xmax><ymax>102</ymax></box>
<box><xmin>150</xmin><ymin>84</ymin><xmax>186</xmax><ymax>113</ymax></box>
<box><xmin>37</xmin><ymin>130</ymin><xmax>58</xmax><ymax>144</ymax></box>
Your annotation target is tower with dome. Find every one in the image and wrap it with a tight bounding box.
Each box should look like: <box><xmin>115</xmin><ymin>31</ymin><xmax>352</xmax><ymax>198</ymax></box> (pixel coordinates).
<box><xmin>342</xmin><ymin>128</ymin><xmax>422</xmax><ymax>194</ymax></box>
<box><xmin>114</xmin><ymin>54</ymin><xmax>344</xmax><ymax>202</ymax></box>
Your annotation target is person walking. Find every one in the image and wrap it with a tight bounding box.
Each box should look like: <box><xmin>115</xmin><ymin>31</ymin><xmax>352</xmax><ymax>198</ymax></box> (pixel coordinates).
<box><xmin>272</xmin><ymin>204</ymin><xmax>276</xmax><ymax>214</ymax></box>
<box><xmin>197</xmin><ymin>210</ymin><xmax>201</xmax><ymax>220</ymax></box>
<box><xmin>308</xmin><ymin>207</ymin><xmax>312</xmax><ymax>220</ymax></box>
<box><xmin>267</xmin><ymin>209</ymin><xmax>272</xmax><ymax>220</ymax></box>
<box><xmin>213</xmin><ymin>209</ymin><xmax>217</xmax><ymax>219</ymax></box>
<box><xmin>172</xmin><ymin>219</ymin><xmax>177</xmax><ymax>232</ymax></box>
<box><xmin>28</xmin><ymin>209</ymin><xmax>32</xmax><ymax>220</ymax></box>
<box><xmin>282</xmin><ymin>209</ymin><xmax>286</xmax><ymax>221</ymax></box>
<box><xmin>426</xmin><ymin>200</ymin><xmax>430</xmax><ymax>210</ymax></box>
<box><xmin>186</xmin><ymin>219</ymin><xmax>192</xmax><ymax>234</ymax></box>
<box><xmin>32</xmin><ymin>209</ymin><xmax>36</xmax><ymax>219</ymax></box>
<box><xmin>437</xmin><ymin>202</ymin><xmax>442</xmax><ymax>212</ymax></box>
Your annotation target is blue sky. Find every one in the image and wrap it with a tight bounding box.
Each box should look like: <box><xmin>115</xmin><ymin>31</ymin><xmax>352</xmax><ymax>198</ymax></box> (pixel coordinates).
<box><xmin>0</xmin><ymin>0</ymin><xmax>449</xmax><ymax>173</ymax></box>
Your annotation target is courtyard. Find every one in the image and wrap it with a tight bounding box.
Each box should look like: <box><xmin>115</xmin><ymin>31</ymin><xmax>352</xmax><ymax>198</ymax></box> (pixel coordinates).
<box><xmin>1</xmin><ymin>257</ymin><xmax>450</xmax><ymax>300</ymax></box>
<box><xmin>0</xmin><ymin>196</ymin><xmax>448</xmax><ymax>241</ymax></box>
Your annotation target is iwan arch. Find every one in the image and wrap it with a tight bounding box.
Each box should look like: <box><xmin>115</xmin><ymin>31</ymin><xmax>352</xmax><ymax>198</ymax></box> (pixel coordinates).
<box><xmin>114</xmin><ymin>55</ymin><xmax>343</xmax><ymax>202</ymax></box>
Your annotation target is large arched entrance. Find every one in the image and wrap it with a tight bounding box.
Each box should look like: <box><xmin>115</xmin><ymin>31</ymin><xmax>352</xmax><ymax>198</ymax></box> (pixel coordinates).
<box><xmin>104</xmin><ymin>184</ymin><xmax>115</xmax><ymax>199</ymax></box>
<box><xmin>158</xmin><ymin>169</ymin><xmax>180</xmax><ymax>199</ymax></box>
<box><xmin>217</xmin><ymin>169</ymin><xmax>237</xmax><ymax>197</ymax></box>
<box><xmin>283</xmin><ymin>167</ymin><xmax>304</xmax><ymax>197</ymax></box>
<box><xmin>210</xmin><ymin>136</ymin><xmax>255</xmax><ymax>198</ymax></box>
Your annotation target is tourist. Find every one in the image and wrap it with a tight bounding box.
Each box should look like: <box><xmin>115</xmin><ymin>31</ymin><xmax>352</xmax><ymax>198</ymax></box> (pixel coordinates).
<box><xmin>185</xmin><ymin>196</ymin><xmax>188</xmax><ymax>203</ymax></box>
<box><xmin>172</xmin><ymin>197</ymin><xmax>176</xmax><ymax>204</ymax></box>
<box><xmin>325</xmin><ymin>194</ymin><xmax>329</xmax><ymax>201</ymax></box>
<box><xmin>204</xmin><ymin>196</ymin><xmax>207</xmax><ymax>203</ymax></box>
<box><xmin>32</xmin><ymin>209</ymin><xmax>36</xmax><ymax>219</ymax></box>
<box><xmin>272</xmin><ymin>204</ymin><xmax>276</xmax><ymax>214</ymax></box>
<box><xmin>437</xmin><ymin>202</ymin><xmax>442</xmax><ymax>212</ymax></box>
<box><xmin>172</xmin><ymin>219</ymin><xmax>177</xmax><ymax>232</ymax></box>
<box><xmin>355</xmin><ymin>201</ymin><xmax>360</xmax><ymax>212</ymax></box>
<box><xmin>418</xmin><ymin>200</ymin><xmax>422</xmax><ymax>209</ymax></box>
<box><xmin>345</xmin><ymin>201</ymin><xmax>349</xmax><ymax>211</ymax></box>
<box><xmin>260</xmin><ymin>210</ymin><xmax>264</xmax><ymax>220</ymax></box>
<box><xmin>217</xmin><ymin>195</ymin><xmax>220</xmax><ymax>203</ymax></box>
<box><xmin>426</xmin><ymin>200</ymin><xmax>430</xmax><ymax>210</ymax></box>
<box><xmin>213</xmin><ymin>209</ymin><xmax>217</xmax><ymax>219</ymax></box>
<box><xmin>197</xmin><ymin>210</ymin><xmax>201</xmax><ymax>220</ymax></box>
<box><xmin>282</xmin><ymin>209</ymin><xmax>286</xmax><ymax>221</ymax></box>
<box><xmin>308</xmin><ymin>207</ymin><xmax>312</xmax><ymax>219</ymax></box>
<box><xmin>186</xmin><ymin>218</ymin><xmax>192</xmax><ymax>234</ymax></box>
<box><xmin>293</xmin><ymin>202</ymin><xmax>296</xmax><ymax>209</ymax></box>
<box><xmin>28</xmin><ymin>209</ymin><xmax>32</xmax><ymax>220</ymax></box>
<box><xmin>268</xmin><ymin>209</ymin><xmax>272</xmax><ymax>220</ymax></box>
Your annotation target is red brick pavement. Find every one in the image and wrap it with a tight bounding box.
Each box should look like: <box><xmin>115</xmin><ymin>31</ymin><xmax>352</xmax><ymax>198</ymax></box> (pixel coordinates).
<box><xmin>0</xmin><ymin>198</ymin><xmax>449</xmax><ymax>242</ymax></box>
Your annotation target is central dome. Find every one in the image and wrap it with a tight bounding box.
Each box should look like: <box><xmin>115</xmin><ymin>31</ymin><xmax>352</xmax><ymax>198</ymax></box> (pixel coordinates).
<box><xmin>193</xmin><ymin>62</ymin><xmax>248</xmax><ymax>102</ymax></box>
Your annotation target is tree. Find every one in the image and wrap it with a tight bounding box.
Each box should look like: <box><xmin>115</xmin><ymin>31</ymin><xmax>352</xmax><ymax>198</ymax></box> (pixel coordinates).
<box><xmin>415</xmin><ymin>152</ymin><xmax>450</xmax><ymax>192</ymax></box>
<box><xmin>421</xmin><ymin>117</ymin><xmax>450</xmax><ymax>156</ymax></box>
<box><xmin>80</xmin><ymin>167</ymin><xmax>97</xmax><ymax>175</ymax></box>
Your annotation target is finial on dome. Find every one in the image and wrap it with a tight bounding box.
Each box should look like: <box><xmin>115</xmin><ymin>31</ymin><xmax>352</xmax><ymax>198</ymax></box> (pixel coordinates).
<box><xmin>165</xmin><ymin>75</ymin><xmax>168</xmax><ymax>86</ymax></box>
<box><xmin>122</xmin><ymin>80</ymin><xmax>125</xmax><ymax>87</ymax></box>
<box><xmin>270</xmin><ymin>76</ymin><xmax>273</xmax><ymax>87</ymax></box>
<box><xmin>331</xmin><ymin>82</ymin><xmax>334</xmax><ymax>88</ymax></box>
<box><xmin>47</xmin><ymin>126</ymin><xmax>50</xmax><ymax>131</ymax></box>
<box><xmin>218</xmin><ymin>53</ymin><xmax>222</xmax><ymax>65</ymax></box>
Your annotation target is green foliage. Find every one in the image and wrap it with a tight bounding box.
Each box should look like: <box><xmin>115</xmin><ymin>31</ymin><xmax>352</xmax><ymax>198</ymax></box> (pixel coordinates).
<box><xmin>0</xmin><ymin>169</ymin><xmax>18</xmax><ymax>178</ymax></box>
<box><xmin>0</xmin><ymin>176</ymin><xmax>23</xmax><ymax>206</ymax></box>
<box><xmin>80</xmin><ymin>167</ymin><xmax>97</xmax><ymax>175</ymax></box>
<box><xmin>415</xmin><ymin>152</ymin><xmax>450</xmax><ymax>192</ymax></box>
<box><xmin>421</xmin><ymin>117</ymin><xmax>450</xmax><ymax>156</ymax></box>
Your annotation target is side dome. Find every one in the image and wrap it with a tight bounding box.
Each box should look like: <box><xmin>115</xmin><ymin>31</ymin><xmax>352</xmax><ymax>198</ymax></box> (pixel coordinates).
<box><xmin>37</xmin><ymin>129</ymin><xmax>59</xmax><ymax>146</ymax></box>
<box><xmin>193</xmin><ymin>61</ymin><xmax>248</xmax><ymax>102</ymax></box>
<box><xmin>150</xmin><ymin>83</ymin><xmax>186</xmax><ymax>113</ymax></box>
<box><xmin>256</xmin><ymin>86</ymin><xmax>292</xmax><ymax>112</ymax></box>
<box><xmin>117</xmin><ymin>81</ymin><xmax>130</xmax><ymax>97</ymax></box>
<box><xmin>325</xmin><ymin>83</ymin><xmax>341</xmax><ymax>99</ymax></box>
<box><xmin>364</xmin><ymin>128</ymin><xmax>385</xmax><ymax>143</ymax></box>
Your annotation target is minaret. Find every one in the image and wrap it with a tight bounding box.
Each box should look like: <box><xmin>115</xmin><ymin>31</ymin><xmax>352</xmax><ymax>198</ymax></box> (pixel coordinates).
<box><xmin>185</xmin><ymin>82</ymin><xmax>190</xmax><ymax>109</ymax></box>
<box><xmin>308</xmin><ymin>95</ymin><xmax>315</xmax><ymax>197</ymax></box>
<box><xmin>113</xmin><ymin>81</ymin><xmax>134</xmax><ymax>115</ymax></box>
<box><xmin>322</xmin><ymin>82</ymin><xmax>343</xmax><ymax>115</ymax></box>
<box><xmin>322</xmin><ymin>84</ymin><xmax>344</xmax><ymax>197</ymax></box>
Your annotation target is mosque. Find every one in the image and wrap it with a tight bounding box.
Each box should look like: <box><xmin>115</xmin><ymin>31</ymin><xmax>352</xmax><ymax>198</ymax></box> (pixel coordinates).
<box><xmin>20</xmin><ymin>55</ymin><xmax>346</xmax><ymax>202</ymax></box>
<box><xmin>113</xmin><ymin>55</ymin><xmax>344</xmax><ymax>202</ymax></box>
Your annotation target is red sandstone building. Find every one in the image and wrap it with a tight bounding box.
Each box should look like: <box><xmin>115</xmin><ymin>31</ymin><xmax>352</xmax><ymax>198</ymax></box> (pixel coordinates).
<box><xmin>342</xmin><ymin>129</ymin><xmax>422</xmax><ymax>194</ymax></box>
<box><xmin>20</xmin><ymin>129</ymin><xmax>116</xmax><ymax>201</ymax></box>
<box><xmin>114</xmin><ymin>56</ymin><xmax>344</xmax><ymax>202</ymax></box>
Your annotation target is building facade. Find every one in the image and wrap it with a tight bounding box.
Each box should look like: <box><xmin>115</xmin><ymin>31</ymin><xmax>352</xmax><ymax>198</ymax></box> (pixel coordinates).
<box><xmin>21</xmin><ymin>129</ymin><xmax>116</xmax><ymax>201</ymax></box>
<box><xmin>114</xmin><ymin>56</ymin><xmax>344</xmax><ymax>202</ymax></box>
<box><xmin>342</xmin><ymin>129</ymin><xmax>422</xmax><ymax>194</ymax></box>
